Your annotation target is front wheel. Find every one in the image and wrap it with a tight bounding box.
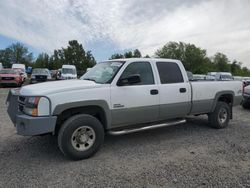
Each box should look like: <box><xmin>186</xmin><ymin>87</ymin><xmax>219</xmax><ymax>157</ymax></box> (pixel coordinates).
<box><xmin>208</xmin><ymin>102</ymin><xmax>230</xmax><ymax>129</ymax></box>
<box><xmin>58</xmin><ymin>114</ymin><xmax>104</xmax><ymax>160</ymax></box>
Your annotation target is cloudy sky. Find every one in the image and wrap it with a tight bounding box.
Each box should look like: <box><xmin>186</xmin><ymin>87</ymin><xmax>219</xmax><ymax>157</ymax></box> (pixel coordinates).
<box><xmin>0</xmin><ymin>0</ymin><xmax>250</xmax><ymax>67</ymax></box>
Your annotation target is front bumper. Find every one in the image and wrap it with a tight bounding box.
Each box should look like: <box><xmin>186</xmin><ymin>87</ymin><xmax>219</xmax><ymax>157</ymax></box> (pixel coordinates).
<box><xmin>15</xmin><ymin>114</ymin><xmax>57</xmax><ymax>136</ymax></box>
<box><xmin>6</xmin><ymin>89</ymin><xmax>57</xmax><ymax>136</ymax></box>
<box><xmin>0</xmin><ymin>80</ymin><xmax>19</xmax><ymax>85</ymax></box>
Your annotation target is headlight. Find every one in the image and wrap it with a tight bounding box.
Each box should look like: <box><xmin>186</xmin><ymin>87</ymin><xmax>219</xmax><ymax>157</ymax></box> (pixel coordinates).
<box><xmin>24</xmin><ymin>97</ymin><xmax>40</xmax><ymax>116</ymax></box>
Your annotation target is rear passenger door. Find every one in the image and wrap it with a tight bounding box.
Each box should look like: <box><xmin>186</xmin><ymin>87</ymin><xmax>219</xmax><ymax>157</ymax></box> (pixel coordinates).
<box><xmin>110</xmin><ymin>61</ymin><xmax>159</xmax><ymax>127</ymax></box>
<box><xmin>156</xmin><ymin>61</ymin><xmax>191</xmax><ymax>120</ymax></box>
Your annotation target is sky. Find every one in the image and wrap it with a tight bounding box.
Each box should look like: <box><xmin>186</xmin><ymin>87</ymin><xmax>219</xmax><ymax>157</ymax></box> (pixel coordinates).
<box><xmin>0</xmin><ymin>0</ymin><xmax>250</xmax><ymax>67</ymax></box>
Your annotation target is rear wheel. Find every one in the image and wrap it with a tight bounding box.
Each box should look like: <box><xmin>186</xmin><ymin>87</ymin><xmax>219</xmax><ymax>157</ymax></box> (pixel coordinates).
<box><xmin>58</xmin><ymin>114</ymin><xmax>104</xmax><ymax>160</ymax></box>
<box><xmin>208</xmin><ymin>102</ymin><xmax>230</xmax><ymax>129</ymax></box>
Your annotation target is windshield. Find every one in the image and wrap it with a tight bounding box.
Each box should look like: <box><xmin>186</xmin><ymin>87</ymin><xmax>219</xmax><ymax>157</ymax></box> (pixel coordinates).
<box><xmin>32</xmin><ymin>69</ymin><xmax>49</xmax><ymax>74</ymax></box>
<box><xmin>81</xmin><ymin>61</ymin><xmax>124</xmax><ymax>84</ymax></box>
<box><xmin>0</xmin><ymin>69</ymin><xmax>18</xmax><ymax>74</ymax></box>
<box><xmin>221</xmin><ymin>75</ymin><xmax>233</xmax><ymax>80</ymax></box>
<box><xmin>62</xmin><ymin>68</ymin><xmax>76</xmax><ymax>75</ymax></box>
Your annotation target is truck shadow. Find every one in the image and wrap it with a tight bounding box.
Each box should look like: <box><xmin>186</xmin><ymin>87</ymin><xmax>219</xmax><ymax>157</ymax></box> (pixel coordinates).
<box><xmin>0</xmin><ymin>116</ymin><xmax>215</xmax><ymax>163</ymax></box>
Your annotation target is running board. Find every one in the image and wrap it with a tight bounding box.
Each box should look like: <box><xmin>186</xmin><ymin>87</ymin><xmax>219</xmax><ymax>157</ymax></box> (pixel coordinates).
<box><xmin>108</xmin><ymin>119</ymin><xmax>186</xmax><ymax>136</ymax></box>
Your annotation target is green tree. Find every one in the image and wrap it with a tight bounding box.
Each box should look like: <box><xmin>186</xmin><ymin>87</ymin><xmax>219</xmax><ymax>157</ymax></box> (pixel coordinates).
<box><xmin>212</xmin><ymin>53</ymin><xmax>230</xmax><ymax>72</ymax></box>
<box><xmin>34</xmin><ymin>53</ymin><xmax>50</xmax><ymax>68</ymax></box>
<box><xmin>49</xmin><ymin>40</ymin><xmax>96</xmax><ymax>71</ymax></box>
<box><xmin>0</xmin><ymin>43</ymin><xmax>33</xmax><ymax>67</ymax></box>
<box><xmin>8</xmin><ymin>43</ymin><xmax>33</xmax><ymax>65</ymax></box>
<box><xmin>133</xmin><ymin>49</ymin><xmax>142</xmax><ymax>57</ymax></box>
<box><xmin>110</xmin><ymin>53</ymin><xmax>124</xmax><ymax>59</ymax></box>
<box><xmin>230</xmin><ymin>60</ymin><xmax>242</xmax><ymax>75</ymax></box>
<box><xmin>110</xmin><ymin>49</ymin><xmax>142</xmax><ymax>59</ymax></box>
<box><xmin>155</xmin><ymin>41</ymin><xmax>208</xmax><ymax>73</ymax></box>
<box><xmin>124</xmin><ymin>51</ymin><xmax>133</xmax><ymax>58</ymax></box>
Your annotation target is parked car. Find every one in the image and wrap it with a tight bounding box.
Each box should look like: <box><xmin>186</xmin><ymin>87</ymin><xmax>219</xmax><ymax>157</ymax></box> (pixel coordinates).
<box><xmin>30</xmin><ymin>68</ymin><xmax>52</xmax><ymax>84</ymax></box>
<box><xmin>205</xmin><ymin>75</ymin><xmax>215</xmax><ymax>81</ymax></box>
<box><xmin>214</xmin><ymin>72</ymin><xmax>233</xmax><ymax>81</ymax></box>
<box><xmin>242</xmin><ymin>84</ymin><xmax>250</xmax><ymax>109</ymax></box>
<box><xmin>0</xmin><ymin>69</ymin><xmax>24</xmax><ymax>87</ymax></box>
<box><xmin>6</xmin><ymin>58</ymin><xmax>242</xmax><ymax>160</ymax></box>
<box><xmin>233</xmin><ymin>76</ymin><xmax>243</xmax><ymax>81</ymax></box>
<box><xmin>60</xmin><ymin>65</ymin><xmax>77</xmax><ymax>80</ymax></box>
<box><xmin>192</xmin><ymin>74</ymin><xmax>206</xmax><ymax>81</ymax></box>
<box><xmin>12</xmin><ymin>64</ymin><xmax>27</xmax><ymax>80</ymax></box>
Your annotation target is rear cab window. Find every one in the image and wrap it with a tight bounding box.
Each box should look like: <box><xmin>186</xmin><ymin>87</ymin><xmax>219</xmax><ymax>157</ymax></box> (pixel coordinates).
<box><xmin>156</xmin><ymin>62</ymin><xmax>184</xmax><ymax>84</ymax></box>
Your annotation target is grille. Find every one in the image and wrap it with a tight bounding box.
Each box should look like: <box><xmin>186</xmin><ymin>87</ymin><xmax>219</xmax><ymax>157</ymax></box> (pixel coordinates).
<box><xmin>35</xmin><ymin>75</ymin><xmax>47</xmax><ymax>80</ymax></box>
<box><xmin>18</xmin><ymin>96</ymin><xmax>26</xmax><ymax>113</ymax></box>
<box><xmin>2</xmin><ymin>77</ymin><xmax>14</xmax><ymax>80</ymax></box>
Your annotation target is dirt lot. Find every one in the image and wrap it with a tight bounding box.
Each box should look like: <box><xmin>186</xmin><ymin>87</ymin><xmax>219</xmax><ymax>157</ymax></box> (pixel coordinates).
<box><xmin>0</xmin><ymin>88</ymin><xmax>250</xmax><ymax>188</ymax></box>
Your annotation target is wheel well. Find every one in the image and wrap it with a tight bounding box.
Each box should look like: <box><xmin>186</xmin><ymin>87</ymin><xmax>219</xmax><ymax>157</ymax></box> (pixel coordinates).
<box><xmin>217</xmin><ymin>94</ymin><xmax>233</xmax><ymax>119</ymax></box>
<box><xmin>55</xmin><ymin>106</ymin><xmax>107</xmax><ymax>135</ymax></box>
<box><xmin>218</xmin><ymin>94</ymin><xmax>233</xmax><ymax>105</ymax></box>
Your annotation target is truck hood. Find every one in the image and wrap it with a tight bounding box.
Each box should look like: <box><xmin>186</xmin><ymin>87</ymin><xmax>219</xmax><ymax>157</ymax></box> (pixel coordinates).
<box><xmin>20</xmin><ymin>80</ymin><xmax>102</xmax><ymax>96</ymax></box>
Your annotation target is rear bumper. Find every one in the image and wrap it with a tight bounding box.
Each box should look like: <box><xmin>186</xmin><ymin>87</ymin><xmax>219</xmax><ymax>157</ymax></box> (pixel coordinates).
<box><xmin>15</xmin><ymin>114</ymin><xmax>57</xmax><ymax>136</ymax></box>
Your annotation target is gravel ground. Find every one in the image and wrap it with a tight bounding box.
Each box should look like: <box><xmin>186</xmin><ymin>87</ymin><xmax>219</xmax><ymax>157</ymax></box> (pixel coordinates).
<box><xmin>0</xmin><ymin>88</ymin><xmax>250</xmax><ymax>188</ymax></box>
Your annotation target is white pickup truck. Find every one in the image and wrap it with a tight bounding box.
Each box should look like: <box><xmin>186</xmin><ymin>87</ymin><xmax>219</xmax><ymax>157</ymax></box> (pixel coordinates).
<box><xmin>6</xmin><ymin>58</ymin><xmax>242</xmax><ymax>160</ymax></box>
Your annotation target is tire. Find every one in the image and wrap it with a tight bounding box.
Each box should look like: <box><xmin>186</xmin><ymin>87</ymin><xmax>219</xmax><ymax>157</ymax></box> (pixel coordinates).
<box><xmin>242</xmin><ymin>100</ymin><xmax>250</xmax><ymax>109</ymax></box>
<box><xmin>58</xmin><ymin>114</ymin><xmax>104</xmax><ymax>160</ymax></box>
<box><xmin>208</xmin><ymin>102</ymin><xmax>230</xmax><ymax>129</ymax></box>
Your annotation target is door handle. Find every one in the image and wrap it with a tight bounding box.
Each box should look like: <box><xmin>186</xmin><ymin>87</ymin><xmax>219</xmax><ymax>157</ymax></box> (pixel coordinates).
<box><xmin>179</xmin><ymin>88</ymin><xmax>186</xmax><ymax>93</ymax></box>
<box><xmin>150</xmin><ymin>89</ymin><xmax>158</xmax><ymax>95</ymax></box>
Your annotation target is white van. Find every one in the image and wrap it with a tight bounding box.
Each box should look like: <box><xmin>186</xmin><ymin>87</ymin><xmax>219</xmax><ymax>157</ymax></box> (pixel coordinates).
<box><xmin>12</xmin><ymin>63</ymin><xmax>27</xmax><ymax>79</ymax></box>
<box><xmin>60</xmin><ymin>65</ymin><xmax>77</xmax><ymax>80</ymax></box>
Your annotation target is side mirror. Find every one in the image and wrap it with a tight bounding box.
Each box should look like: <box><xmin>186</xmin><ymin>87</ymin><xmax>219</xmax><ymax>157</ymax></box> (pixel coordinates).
<box><xmin>117</xmin><ymin>74</ymin><xmax>141</xmax><ymax>86</ymax></box>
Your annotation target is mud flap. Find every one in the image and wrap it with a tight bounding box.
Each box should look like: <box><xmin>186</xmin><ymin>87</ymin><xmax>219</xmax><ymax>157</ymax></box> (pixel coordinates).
<box><xmin>6</xmin><ymin>89</ymin><xmax>20</xmax><ymax>124</ymax></box>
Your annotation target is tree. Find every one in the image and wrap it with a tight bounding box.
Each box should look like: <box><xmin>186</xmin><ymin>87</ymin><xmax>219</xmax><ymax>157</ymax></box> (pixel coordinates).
<box><xmin>35</xmin><ymin>53</ymin><xmax>50</xmax><ymax>68</ymax></box>
<box><xmin>230</xmin><ymin>60</ymin><xmax>242</xmax><ymax>75</ymax></box>
<box><xmin>212</xmin><ymin>53</ymin><xmax>230</xmax><ymax>72</ymax></box>
<box><xmin>124</xmin><ymin>51</ymin><xmax>133</xmax><ymax>58</ymax></box>
<box><xmin>133</xmin><ymin>49</ymin><xmax>142</xmax><ymax>57</ymax></box>
<box><xmin>8</xmin><ymin>43</ymin><xmax>33</xmax><ymax>65</ymax></box>
<box><xmin>110</xmin><ymin>49</ymin><xmax>142</xmax><ymax>59</ymax></box>
<box><xmin>155</xmin><ymin>41</ymin><xmax>209</xmax><ymax>73</ymax></box>
<box><xmin>48</xmin><ymin>40</ymin><xmax>96</xmax><ymax>71</ymax></box>
<box><xmin>0</xmin><ymin>43</ymin><xmax>33</xmax><ymax>67</ymax></box>
<box><xmin>109</xmin><ymin>53</ymin><xmax>124</xmax><ymax>60</ymax></box>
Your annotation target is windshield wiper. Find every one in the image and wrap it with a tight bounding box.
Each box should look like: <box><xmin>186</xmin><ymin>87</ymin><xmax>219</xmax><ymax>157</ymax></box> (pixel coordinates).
<box><xmin>83</xmin><ymin>78</ymin><xmax>97</xmax><ymax>82</ymax></box>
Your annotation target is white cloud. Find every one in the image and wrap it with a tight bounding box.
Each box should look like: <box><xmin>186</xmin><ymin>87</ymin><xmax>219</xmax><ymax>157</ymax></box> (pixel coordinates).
<box><xmin>0</xmin><ymin>0</ymin><xmax>250</xmax><ymax>67</ymax></box>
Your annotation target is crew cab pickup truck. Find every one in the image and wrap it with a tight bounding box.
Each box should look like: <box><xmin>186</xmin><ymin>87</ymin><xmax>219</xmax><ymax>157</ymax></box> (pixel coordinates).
<box><xmin>6</xmin><ymin>58</ymin><xmax>242</xmax><ymax>160</ymax></box>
